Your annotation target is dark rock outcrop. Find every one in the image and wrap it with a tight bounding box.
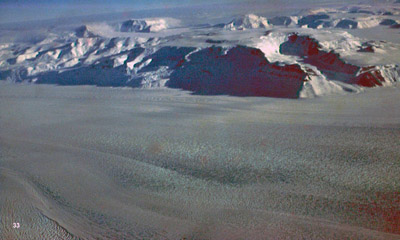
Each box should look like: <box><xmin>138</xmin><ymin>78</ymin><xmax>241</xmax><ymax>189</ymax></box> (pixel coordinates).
<box><xmin>298</xmin><ymin>14</ymin><xmax>330</xmax><ymax>27</ymax></box>
<box><xmin>268</xmin><ymin>16</ymin><xmax>292</xmax><ymax>26</ymax></box>
<box><xmin>354</xmin><ymin>67</ymin><xmax>385</xmax><ymax>87</ymax></box>
<box><xmin>357</xmin><ymin>42</ymin><xmax>376</xmax><ymax>53</ymax></box>
<box><xmin>380</xmin><ymin>19</ymin><xmax>398</xmax><ymax>26</ymax></box>
<box><xmin>357</xmin><ymin>45</ymin><xmax>374</xmax><ymax>53</ymax></box>
<box><xmin>349</xmin><ymin>9</ymin><xmax>375</xmax><ymax>15</ymax></box>
<box><xmin>167</xmin><ymin>46</ymin><xmax>306</xmax><ymax>98</ymax></box>
<box><xmin>382</xmin><ymin>11</ymin><xmax>393</xmax><ymax>16</ymax></box>
<box><xmin>3</xmin><ymin>45</ymin><xmax>308</xmax><ymax>98</ymax></box>
<box><xmin>390</xmin><ymin>24</ymin><xmax>400</xmax><ymax>29</ymax></box>
<box><xmin>280</xmin><ymin>34</ymin><xmax>386</xmax><ymax>87</ymax></box>
<box><xmin>280</xmin><ymin>34</ymin><xmax>321</xmax><ymax>57</ymax></box>
<box><xmin>206</xmin><ymin>39</ymin><xmax>227</xmax><ymax>44</ymax></box>
<box><xmin>33</xmin><ymin>48</ymin><xmax>145</xmax><ymax>87</ymax></box>
<box><xmin>212</xmin><ymin>23</ymin><xmax>226</xmax><ymax>28</ymax></box>
<box><xmin>34</xmin><ymin>59</ymin><xmax>133</xmax><ymax>87</ymax></box>
<box><xmin>336</xmin><ymin>19</ymin><xmax>358</xmax><ymax>29</ymax></box>
<box><xmin>75</xmin><ymin>25</ymin><xmax>98</xmax><ymax>38</ymax></box>
<box><xmin>120</xmin><ymin>20</ymin><xmax>151</xmax><ymax>33</ymax></box>
<box><xmin>307</xmin><ymin>20</ymin><xmax>332</xmax><ymax>29</ymax></box>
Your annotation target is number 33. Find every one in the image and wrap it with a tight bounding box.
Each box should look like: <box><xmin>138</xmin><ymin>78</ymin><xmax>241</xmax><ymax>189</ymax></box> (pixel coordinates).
<box><xmin>13</xmin><ymin>222</ymin><xmax>20</xmax><ymax>228</ymax></box>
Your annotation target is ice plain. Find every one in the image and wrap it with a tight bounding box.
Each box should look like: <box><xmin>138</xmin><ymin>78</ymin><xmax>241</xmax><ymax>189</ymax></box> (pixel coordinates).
<box><xmin>1</xmin><ymin>82</ymin><xmax>400</xmax><ymax>239</ymax></box>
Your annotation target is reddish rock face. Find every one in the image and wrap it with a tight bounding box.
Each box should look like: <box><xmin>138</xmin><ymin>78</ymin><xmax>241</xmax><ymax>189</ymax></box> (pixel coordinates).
<box><xmin>284</xmin><ymin>34</ymin><xmax>321</xmax><ymax>57</ymax></box>
<box><xmin>308</xmin><ymin>51</ymin><xmax>359</xmax><ymax>75</ymax></box>
<box><xmin>354</xmin><ymin>68</ymin><xmax>385</xmax><ymax>87</ymax></box>
<box><xmin>358</xmin><ymin>45</ymin><xmax>375</xmax><ymax>53</ymax></box>
<box><xmin>390</xmin><ymin>24</ymin><xmax>400</xmax><ymax>29</ymax></box>
<box><xmin>280</xmin><ymin>33</ymin><xmax>386</xmax><ymax>87</ymax></box>
<box><xmin>167</xmin><ymin>46</ymin><xmax>307</xmax><ymax>98</ymax></box>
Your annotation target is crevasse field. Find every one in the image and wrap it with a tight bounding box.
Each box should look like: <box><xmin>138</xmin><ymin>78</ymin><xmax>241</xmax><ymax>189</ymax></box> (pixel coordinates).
<box><xmin>1</xmin><ymin>1</ymin><xmax>400</xmax><ymax>239</ymax></box>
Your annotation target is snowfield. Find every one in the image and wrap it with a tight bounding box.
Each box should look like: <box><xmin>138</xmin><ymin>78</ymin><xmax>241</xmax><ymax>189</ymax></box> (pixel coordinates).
<box><xmin>1</xmin><ymin>1</ymin><xmax>400</xmax><ymax>240</ymax></box>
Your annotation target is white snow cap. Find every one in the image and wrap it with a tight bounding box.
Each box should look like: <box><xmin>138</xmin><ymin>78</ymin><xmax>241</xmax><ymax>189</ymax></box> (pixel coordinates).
<box><xmin>225</xmin><ymin>14</ymin><xmax>269</xmax><ymax>30</ymax></box>
<box><xmin>120</xmin><ymin>18</ymin><xmax>181</xmax><ymax>32</ymax></box>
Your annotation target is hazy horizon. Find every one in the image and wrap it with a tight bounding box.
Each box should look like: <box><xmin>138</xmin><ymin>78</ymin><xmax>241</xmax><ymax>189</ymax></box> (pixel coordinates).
<box><xmin>0</xmin><ymin>0</ymin><xmax>389</xmax><ymax>24</ymax></box>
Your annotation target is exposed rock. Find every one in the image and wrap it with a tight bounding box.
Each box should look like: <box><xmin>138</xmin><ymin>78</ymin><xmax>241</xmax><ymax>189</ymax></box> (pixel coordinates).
<box><xmin>32</xmin><ymin>48</ymin><xmax>144</xmax><ymax>87</ymax></box>
<box><xmin>336</xmin><ymin>19</ymin><xmax>358</xmax><ymax>29</ymax></box>
<box><xmin>390</xmin><ymin>24</ymin><xmax>400</xmax><ymax>29</ymax></box>
<box><xmin>268</xmin><ymin>16</ymin><xmax>292</xmax><ymax>26</ymax></box>
<box><xmin>358</xmin><ymin>45</ymin><xmax>374</xmax><ymax>53</ymax></box>
<box><xmin>355</xmin><ymin>67</ymin><xmax>385</xmax><ymax>87</ymax></box>
<box><xmin>349</xmin><ymin>8</ymin><xmax>375</xmax><ymax>15</ymax></box>
<box><xmin>75</xmin><ymin>25</ymin><xmax>98</xmax><ymax>38</ymax></box>
<box><xmin>120</xmin><ymin>19</ymin><xmax>151</xmax><ymax>33</ymax></box>
<box><xmin>307</xmin><ymin>20</ymin><xmax>332</xmax><ymax>29</ymax></box>
<box><xmin>119</xmin><ymin>18</ymin><xmax>177</xmax><ymax>32</ymax></box>
<box><xmin>280</xmin><ymin>34</ymin><xmax>386</xmax><ymax>87</ymax></box>
<box><xmin>298</xmin><ymin>14</ymin><xmax>330</xmax><ymax>27</ymax></box>
<box><xmin>212</xmin><ymin>23</ymin><xmax>226</xmax><ymax>28</ymax></box>
<box><xmin>224</xmin><ymin>14</ymin><xmax>269</xmax><ymax>30</ymax></box>
<box><xmin>167</xmin><ymin>46</ymin><xmax>306</xmax><ymax>98</ymax></box>
<box><xmin>280</xmin><ymin>34</ymin><xmax>321</xmax><ymax>57</ymax></box>
<box><xmin>380</xmin><ymin>19</ymin><xmax>398</xmax><ymax>26</ymax></box>
<box><xmin>206</xmin><ymin>39</ymin><xmax>227</xmax><ymax>44</ymax></box>
<box><xmin>358</xmin><ymin>42</ymin><xmax>376</xmax><ymax>53</ymax></box>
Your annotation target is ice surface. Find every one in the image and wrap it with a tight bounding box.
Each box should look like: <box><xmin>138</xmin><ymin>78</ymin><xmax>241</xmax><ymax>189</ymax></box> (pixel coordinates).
<box><xmin>1</xmin><ymin>81</ymin><xmax>400</xmax><ymax>239</ymax></box>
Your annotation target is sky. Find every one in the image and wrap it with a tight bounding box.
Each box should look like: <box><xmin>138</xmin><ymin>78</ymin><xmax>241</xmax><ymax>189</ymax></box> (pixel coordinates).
<box><xmin>0</xmin><ymin>0</ymin><xmax>232</xmax><ymax>23</ymax></box>
<box><xmin>0</xmin><ymin>0</ymin><xmax>388</xmax><ymax>24</ymax></box>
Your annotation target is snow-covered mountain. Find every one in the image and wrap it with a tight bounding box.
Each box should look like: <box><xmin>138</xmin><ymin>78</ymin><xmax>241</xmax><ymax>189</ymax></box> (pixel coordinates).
<box><xmin>224</xmin><ymin>14</ymin><xmax>270</xmax><ymax>30</ymax></box>
<box><xmin>1</xmin><ymin>5</ymin><xmax>399</xmax><ymax>99</ymax></box>
<box><xmin>75</xmin><ymin>25</ymin><xmax>99</xmax><ymax>38</ymax></box>
<box><xmin>120</xmin><ymin>19</ymin><xmax>152</xmax><ymax>32</ymax></box>
<box><xmin>220</xmin><ymin>9</ymin><xmax>397</xmax><ymax>31</ymax></box>
<box><xmin>118</xmin><ymin>18</ymin><xmax>180</xmax><ymax>32</ymax></box>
